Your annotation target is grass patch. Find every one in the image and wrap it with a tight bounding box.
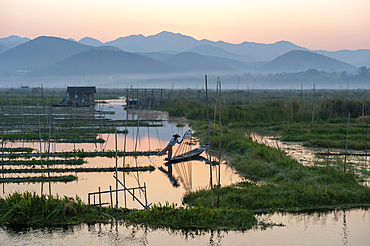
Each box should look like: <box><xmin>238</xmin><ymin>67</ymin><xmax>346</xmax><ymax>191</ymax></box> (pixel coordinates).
<box><xmin>0</xmin><ymin>192</ymin><xmax>258</xmax><ymax>230</ymax></box>
<box><xmin>124</xmin><ymin>202</ymin><xmax>257</xmax><ymax>230</ymax></box>
<box><xmin>183</xmin><ymin>121</ymin><xmax>370</xmax><ymax>211</ymax></box>
<box><xmin>0</xmin><ymin>175</ymin><xmax>77</xmax><ymax>183</ymax></box>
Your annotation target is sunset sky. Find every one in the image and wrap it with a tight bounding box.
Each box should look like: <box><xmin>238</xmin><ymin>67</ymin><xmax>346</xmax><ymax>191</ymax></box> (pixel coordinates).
<box><xmin>1</xmin><ymin>0</ymin><xmax>369</xmax><ymax>51</ymax></box>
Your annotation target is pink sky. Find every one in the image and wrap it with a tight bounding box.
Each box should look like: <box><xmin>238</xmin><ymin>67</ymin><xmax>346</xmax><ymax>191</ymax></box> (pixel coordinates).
<box><xmin>1</xmin><ymin>0</ymin><xmax>369</xmax><ymax>51</ymax></box>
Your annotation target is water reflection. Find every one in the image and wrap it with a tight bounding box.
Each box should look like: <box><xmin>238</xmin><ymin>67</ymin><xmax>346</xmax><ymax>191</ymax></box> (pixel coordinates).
<box><xmin>158</xmin><ymin>163</ymin><xmax>180</xmax><ymax>187</ymax></box>
<box><xmin>251</xmin><ymin>133</ymin><xmax>370</xmax><ymax>184</ymax></box>
<box><xmin>1</xmin><ymin>208</ymin><xmax>369</xmax><ymax>245</ymax></box>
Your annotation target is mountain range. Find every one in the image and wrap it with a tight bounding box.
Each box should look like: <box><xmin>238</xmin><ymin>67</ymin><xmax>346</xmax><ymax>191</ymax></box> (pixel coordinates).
<box><xmin>0</xmin><ymin>31</ymin><xmax>367</xmax><ymax>77</ymax></box>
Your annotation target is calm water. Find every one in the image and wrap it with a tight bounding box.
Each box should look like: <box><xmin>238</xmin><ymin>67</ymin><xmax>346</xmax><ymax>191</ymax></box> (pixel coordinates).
<box><xmin>1</xmin><ymin>209</ymin><xmax>369</xmax><ymax>245</ymax></box>
<box><xmin>1</xmin><ymin>99</ymin><xmax>370</xmax><ymax>245</ymax></box>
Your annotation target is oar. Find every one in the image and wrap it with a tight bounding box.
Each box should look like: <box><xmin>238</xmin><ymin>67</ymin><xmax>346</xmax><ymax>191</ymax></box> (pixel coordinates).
<box><xmin>149</xmin><ymin>141</ymin><xmax>172</xmax><ymax>162</ymax></box>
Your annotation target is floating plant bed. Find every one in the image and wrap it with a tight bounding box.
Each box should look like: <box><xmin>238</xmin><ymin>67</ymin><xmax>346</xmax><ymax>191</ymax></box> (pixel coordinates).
<box><xmin>0</xmin><ymin>147</ymin><xmax>34</xmax><ymax>153</ymax></box>
<box><xmin>1</xmin><ymin>150</ymin><xmax>158</xmax><ymax>159</ymax></box>
<box><xmin>0</xmin><ymin>158</ymin><xmax>85</xmax><ymax>166</ymax></box>
<box><xmin>0</xmin><ymin>175</ymin><xmax>77</xmax><ymax>183</ymax></box>
<box><xmin>0</xmin><ymin>166</ymin><xmax>155</xmax><ymax>174</ymax></box>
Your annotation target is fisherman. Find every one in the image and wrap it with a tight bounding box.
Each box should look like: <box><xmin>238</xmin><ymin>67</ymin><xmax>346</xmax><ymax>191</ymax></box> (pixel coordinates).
<box><xmin>159</xmin><ymin>133</ymin><xmax>183</xmax><ymax>160</ymax></box>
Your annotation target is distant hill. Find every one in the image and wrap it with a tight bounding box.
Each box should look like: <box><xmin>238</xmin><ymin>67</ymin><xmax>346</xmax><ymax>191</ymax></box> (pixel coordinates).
<box><xmin>105</xmin><ymin>31</ymin><xmax>308</xmax><ymax>61</ymax></box>
<box><xmin>198</xmin><ymin>40</ymin><xmax>308</xmax><ymax>62</ymax></box>
<box><xmin>315</xmin><ymin>49</ymin><xmax>370</xmax><ymax>65</ymax></box>
<box><xmin>96</xmin><ymin>46</ymin><xmax>122</xmax><ymax>51</ymax></box>
<box><xmin>106</xmin><ymin>31</ymin><xmax>200</xmax><ymax>53</ymax></box>
<box><xmin>354</xmin><ymin>59</ymin><xmax>370</xmax><ymax>68</ymax></box>
<box><xmin>206</xmin><ymin>55</ymin><xmax>266</xmax><ymax>71</ymax></box>
<box><xmin>30</xmin><ymin>48</ymin><xmax>179</xmax><ymax>76</ymax></box>
<box><xmin>137</xmin><ymin>52</ymin><xmax>172</xmax><ymax>62</ymax></box>
<box><xmin>78</xmin><ymin>37</ymin><xmax>104</xmax><ymax>47</ymax></box>
<box><xmin>188</xmin><ymin>44</ymin><xmax>256</xmax><ymax>62</ymax></box>
<box><xmin>0</xmin><ymin>35</ymin><xmax>30</xmax><ymax>48</ymax></box>
<box><xmin>0</xmin><ymin>36</ymin><xmax>92</xmax><ymax>74</ymax></box>
<box><xmin>258</xmin><ymin>50</ymin><xmax>357</xmax><ymax>73</ymax></box>
<box><xmin>0</xmin><ymin>44</ymin><xmax>8</xmax><ymax>54</ymax></box>
<box><xmin>162</xmin><ymin>52</ymin><xmax>234</xmax><ymax>72</ymax></box>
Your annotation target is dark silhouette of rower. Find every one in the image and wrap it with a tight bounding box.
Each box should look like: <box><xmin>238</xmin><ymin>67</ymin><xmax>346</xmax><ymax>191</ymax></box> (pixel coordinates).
<box><xmin>158</xmin><ymin>133</ymin><xmax>183</xmax><ymax>160</ymax></box>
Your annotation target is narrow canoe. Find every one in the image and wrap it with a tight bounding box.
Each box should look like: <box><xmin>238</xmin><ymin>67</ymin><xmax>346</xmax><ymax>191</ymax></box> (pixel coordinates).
<box><xmin>170</xmin><ymin>144</ymin><xmax>209</xmax><ymax>161</ymax></box>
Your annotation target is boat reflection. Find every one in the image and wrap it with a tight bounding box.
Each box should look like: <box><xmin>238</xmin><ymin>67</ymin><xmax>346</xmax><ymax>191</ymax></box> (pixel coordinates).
<box><xmin>159</xmin><ymin>155</ymin><xmax>208</xmax><ymax>190</ymax></box>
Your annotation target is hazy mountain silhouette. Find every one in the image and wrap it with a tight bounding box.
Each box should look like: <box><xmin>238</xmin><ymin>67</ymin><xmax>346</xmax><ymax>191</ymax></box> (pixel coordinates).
<box><xmin>187</xmin><ymin>44</ymin><xmax>256</xmax><ymax>62</ymax></box>
<box><xmin>0</xmin><ymin>35</ymin><xmax>31</xmax><ymax>48</ymax></box>
<box><xmin>206</xmin><ymin>55</ymin><xmax>267</xmax><ymax>71</ymax></box>
<box><xmin>136</xmin><ymin>52</ymin><xmax>172</xmax><ymax>62</ymax></box>
<box><xmin>0</xmin><ymin>36</ymin><xmax>92</xmax><ymax>74</ymax></box>
<box><xmin>162</xmin><ymin>52</ymin><xmax>234</xmax><ymax>72</ymax></box>
<box><xmin>198</xmin><ymin>40</ymin><xmax>308</xmax><ymax>62</ymax></box>
<box><xmin>259</xmin><ymin>50</ymin><xmax>357</xmax><ymax>72</ymax></box>
<box><xmin>78</xmin><ymin>37</ymin><xmax>104</xmax><ymax>47</ymax></box>
<box><xmin>30</xmin><ymin>48</ymin><xmax>178</xmax><ymax>76</ymax></box>
<box><xmin>1</xmin><ymin>32</ymin><xmax>368</xmax><ymax>79</ymax></box>
<box><xmin>95</xmin><ymin>46</ymin><xmax>122</xmax><ymax>51</ymax></box>
<box><xmin>354</xmin><ymin>59</ymin><xmax>370</xmax><ymax>68</ymax></box>
<box><xmin>104</xmin><ymin>31</ymin><xmax>310</xmax><ymax>61</ymax></box>
<box><xmin>315</xmin><ymin>49</ymin><xmax>370</xmax><ymax>65</ymax></box>
<box><xmin>0</xmin><ymin>44</ymin><xmax>8</xmax><ymax>54</ymax></box>
<box><xmin>106</xmin><ymin>31</ymin><xmax>199</xmax><ymax>53</ymax></box>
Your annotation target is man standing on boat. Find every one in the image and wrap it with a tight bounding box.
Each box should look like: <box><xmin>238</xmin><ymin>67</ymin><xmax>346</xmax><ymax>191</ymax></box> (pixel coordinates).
<box><xmin>158</xmin><ymin>133</ymin><xmax>183</xmax><ymax>160</ymax></box>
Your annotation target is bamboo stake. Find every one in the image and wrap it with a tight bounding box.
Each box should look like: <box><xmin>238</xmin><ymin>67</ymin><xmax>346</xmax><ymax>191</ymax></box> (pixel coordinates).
<box><xmin>37</xmin><ymin>104</ymin><xmax>44</xmax><ymax>194</ymax></box>
<box><xmin>365</xmin><ymin>107</ymin><xmax>368</xmax><ymax>186</ymax></box>
<box><xmin>135</xmin><ymin>106</ymin><xmax>141</xmax><ymax>151</ymax></box>
<box><xmin>123</xmin><ymin>94</ymin><xmax>129</xmax><ymax>208</ymax></box>
<box><xmin>363</xmin><ymin>100</ymin><xmax>365</xmax><ymax>144</ymax></box>
<box><xmin>213</xmin><ymin>77</ymin><xmax>219</xmax><ymax>124</ymax></box>
<box><xmin>344</xmin><ymin>112</ymin><xmax>350</xmax><ymax>179</ymax></box>
<box><xmin>301</xmin><ymin>83</ymin><xmax>303</xmax><ymax>121</ymax></box>
<box><xmin>115</xmin><ymin>130</ymin><xmax>118</xmax><ymax>209</ymax></box>
<box><xmin>205</xmin><ymin>75</ymin><xmax>214</xmax><ymax>208</ymax></box>
<box><xmin>0</xmin><ymin>96</ymin><xmax>5</xmax><ymax>172</ymax></box>
<box><xmin>217</xmin><ymin>79</ymin><xmax>222</xmax><ymax>207</ymax></box>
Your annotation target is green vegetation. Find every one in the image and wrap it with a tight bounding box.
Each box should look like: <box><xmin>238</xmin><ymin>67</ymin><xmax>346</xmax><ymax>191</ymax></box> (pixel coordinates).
<box><xmin>0</xmin><ymin>192</ymin><xmax>112</xmax><ymax>225</ymax></box>
<box><xmin>2</xmin><ymin>87</ymin><xmax>370</xmax><ymax>229</ymax></box>
<box><xmin>124</xmin><ymin>202</ymin><xmax>257</xmax><ymax>230</ymax></box>
<box><xmin>0</xmin><ymin>175</ymin><xmax>77</xmax><ymax>183</ymax></box>
<box><xmin>160</xmin><ymin>89</ymin><xmax>370</xmax><ymax>150</ymax></box>
<box><xmin>1</xmin><ymin>149</ymin><xmax>158</xmax><ymax>159</ymax></box>
<box><xmin>0</xmin><ymin>192</ymin><xmax>258</xmax><ymax>230</ymax></box>
<box><xmin>155</xmin><ymin>89</ymin><xmax>370</xmax><ymax>211</ymax></box>
<box><xmin>1</xmin><ymin>158</ymin><xmax>85</xmax><ymax>166</ymax></box>
<box><xmin>183</xmin><ymin>120</ymin><xmax>370</xmax><ymax>211</ymax></box>
<box><xmin>0</xmin><ymin>148</ymin><xmax>34</xmax><ymax>153</ymax></box>
<box><xmin>0</xmin><ymin>165</ymin><xmax>155</xmax><ymax>174</ymax></box>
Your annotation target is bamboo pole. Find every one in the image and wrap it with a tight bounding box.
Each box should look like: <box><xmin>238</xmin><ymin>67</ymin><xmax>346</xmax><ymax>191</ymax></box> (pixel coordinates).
<box><xmin>0</xmin><ymin>96</ymin><xmax>5</xmax><ymax>172</ymax></box>
<box><xmin>37</xmin><ymin>104</ymin><xmax>44</xmax><ymax>194</ymax></box>
<box><xmin>301</xmin><ymin>83</ymin><xmax>303</xmax><ymax>121</ymax></box>
<box><xmin>110</xmin><ymin>186</ymin><xmax>113</xmax><ymax>210</ymax></box>
<box><xmin>205</xmin><ymin>75</ymin><xmax>214</xmax><ymax>208</ymax></box>
<box><xmin>135</xmin><ymin>106</ymin><xmax>141</xmax><ymax>151</ymax></box>
<box><xmin>363</xmin><ymin>100</ymin><xmax>365</xmax><ymax>144</ymax></box>
<box><xmin>344</xmin><ymin>112</ymin><xmax>350</xmax><ymax>179</ymax></box>
<box><xmin>115</xmin><ymin>130</ymin><xmax>118</xmax><ymax>209</ymax></box>
<box><xmin>123</xmin><ymin>93</ymin><xmax>129</xmax><ymax>208</ymax></box>
<box><xmin>365</xmin><ymin>107</ymin><xmax>368</xmax><ymax>186</ymax></box>
<box><xmin>213</xmin><ymin>77</ymin><xmax>219</xmax><ymax>124</ymax></box>
<box><xmin>217</xmin><ymin>79</ymin><xmax>222</xmax><ymax>207</ymax></box>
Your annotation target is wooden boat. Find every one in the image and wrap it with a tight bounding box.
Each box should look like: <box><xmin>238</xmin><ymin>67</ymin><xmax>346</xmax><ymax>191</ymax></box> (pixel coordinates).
<box><xmin>164</xmin><ymin>155</ymin><xmax>208</xmax><ymax>164</ymax></box>
<box><xmin>168</xmin><ymin>144</ymin><xmax>209</xmax><ymax>162</ymax></box>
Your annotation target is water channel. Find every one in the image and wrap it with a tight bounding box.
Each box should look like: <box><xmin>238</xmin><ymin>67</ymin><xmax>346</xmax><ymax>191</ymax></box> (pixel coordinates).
<box><xmin>0</xmin><ymin>99</ymin><xmax>369</xmax><ymax>245</ymax></box>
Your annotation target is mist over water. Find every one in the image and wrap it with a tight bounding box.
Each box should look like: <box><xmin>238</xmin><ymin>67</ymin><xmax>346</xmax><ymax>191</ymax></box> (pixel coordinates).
<box><xmin>1</xmin><ymin>71</ymin><xmax>368</xmax><ymax>90</ymax></box>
